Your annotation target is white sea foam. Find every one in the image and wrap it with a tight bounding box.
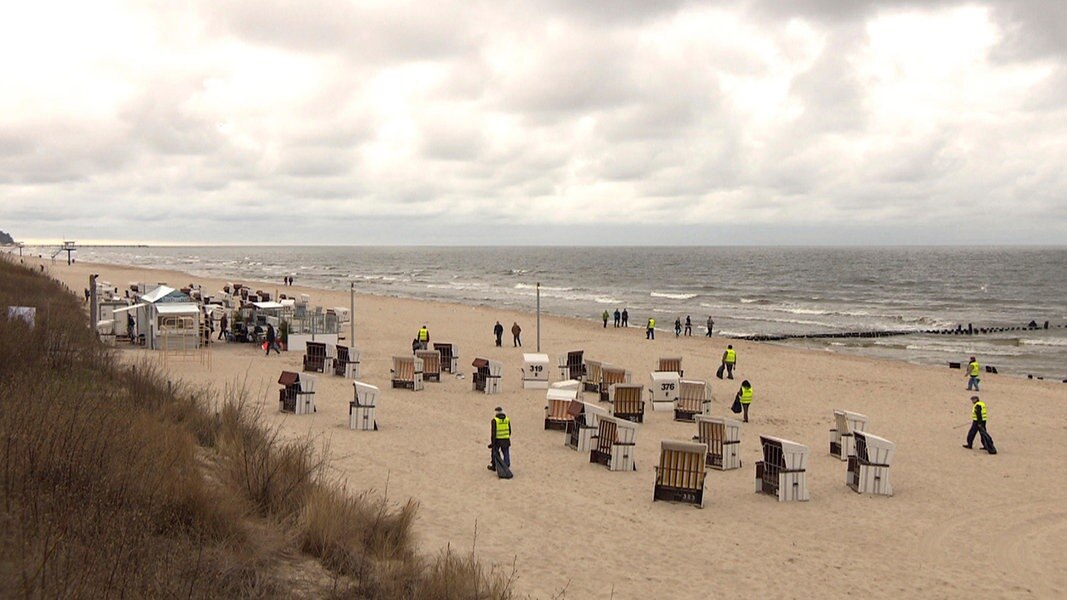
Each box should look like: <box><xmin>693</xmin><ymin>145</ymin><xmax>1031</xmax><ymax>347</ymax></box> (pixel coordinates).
<box><xmin>650</xmin><ymin>291</ymin><xmax>698</xmax><ymax>300</ymax></box>
<box><xmin>1020</xmin><ymin>338</ymin><xmax>1067</xmax><ymax>347</ymax></box>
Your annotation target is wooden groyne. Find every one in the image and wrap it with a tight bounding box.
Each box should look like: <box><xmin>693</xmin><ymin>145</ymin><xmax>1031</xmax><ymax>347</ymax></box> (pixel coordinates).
<box><xmin>731</xmin><ymin>321</ymin><xmax>1064</xmax><ymax>343</ymax></box>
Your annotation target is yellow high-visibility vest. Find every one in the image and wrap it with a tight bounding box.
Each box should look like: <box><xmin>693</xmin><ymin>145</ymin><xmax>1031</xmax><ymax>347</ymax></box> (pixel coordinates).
<box><xmin>648</xmin><ymin>318</ymin><xmax>655</xmax><ymax>328</ymax></box>
<box><xmin>739</xmin><ymin>386</ymin><xmax>753</xmax><ymax>404</ymax></box>
<box><xmin>724</xmin><ymin>348</ymin><xmax>736</xmax><ymax>364</ymax></box>
<box><xmin>972</xmin><ymin>401</ymin><xmax>988</xmax><ymax>422</ymax></box>
<box><xmin>494</xmin><ymin>416</ymin><xmax>511</xmax><ymax>439</ymax></box>
<box><xmin>418</xmin><ymin>327</ymin><xmax>429</xmax><ymax>342</ymax></box>
<box><xmin>969</xmin><ymin>360</ymin><xmax>980</xmax><ymax>377</ymax></box>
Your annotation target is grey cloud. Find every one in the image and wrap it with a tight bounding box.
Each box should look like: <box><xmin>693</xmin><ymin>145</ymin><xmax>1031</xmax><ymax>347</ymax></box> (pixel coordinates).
<box><xmin>198</xmin><ymin>0</ymin><xmax>483</xmax><ymax>64</ymax></box>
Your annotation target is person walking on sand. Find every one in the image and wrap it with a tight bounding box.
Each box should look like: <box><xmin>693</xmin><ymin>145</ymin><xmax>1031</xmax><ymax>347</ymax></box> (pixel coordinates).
<box><xmin>614</xmin><ymin>309</ymin><xmax>621</xmax><ymax>328</ymax></box>
<box><xmin>674</xmin><ymin>318</ymin><xmax>682</xmax><ymax>337</ymax></box>
<box><xmin>735</xmin><ymin>380</ymin><xmax>753</xmax><ymax>422</ymax></box>
<box><xmin>493</xmin><ymin>321</ymin><xmax>504</xmax><ymax>347</ymax></box>
<box><xmin>721</xmin><ymin>344</ymin><xmax>736</xmax><ymax>379</ymax></box>
<box><xmin>706</xmin><ymin>316</ymin><xmax>714</xmax><ymax>337</ymax></box>
<box><xmin>416</xmin><ymin>325</ymin><xmax>430</xmax><ymax>350</ymax></box>
<box><xmin>963</xmin><ymin>395</ymin><xmax>997</xmax><ymax>454</ymax></box>
<box><xmin>966</xmin><ymin>356</ymin><xmax>981</xmax><ymax>391</ymax></box>
<box><xmin>621</xmin><ymin>308</ymin><xmax>629</xmax><ymax>327</ymax></box>
<box><xmin>265</xmin><ymin>323</ymin><xmax>280</xmax><ymax>355</ymax></box>
<box><xmin>218</xmin><ymin>313</ymin><xmax>228</xmax><ymax>341</ymax></box>
<box><xmin>602</xmin><ymin>310</ymin><xmax>610</xmax><ymax>328</ymax></box>
<box><xmin>511</xmin><ymin>322</ymin><xmax>522</xmax><ymax>347</ymax></box>
<box><xmin>646</xmin><ymin>317</ymin><xmax>656</xmax><ymax>340</ymax></box>
<box><xmin>684</xmin><ymin>315</ymin><xmax>692</xmax><ymax>336</ymax></box>
<box><xmin>487</xmin><ymin>406</ymin><xmax>512</xmax><ymax>474</ymax></box>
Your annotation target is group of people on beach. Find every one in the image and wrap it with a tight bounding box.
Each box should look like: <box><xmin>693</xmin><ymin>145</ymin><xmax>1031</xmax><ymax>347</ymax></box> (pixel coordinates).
<box><xmin>603</xmin><ymin>310</ymin><xmax>715</xmax><ymax>339</ymax></box>
<box><xmin>493</xmin><ymin>321</ymin><xmax>522</xmax><ymax>347</ymax></box>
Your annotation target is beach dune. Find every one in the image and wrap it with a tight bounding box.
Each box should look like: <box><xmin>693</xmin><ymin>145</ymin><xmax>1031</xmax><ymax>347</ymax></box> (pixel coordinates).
<box><xmin>34</xmin><ymin>256</ymin><xmax>1067</xmax><ymax>599</ymax></box>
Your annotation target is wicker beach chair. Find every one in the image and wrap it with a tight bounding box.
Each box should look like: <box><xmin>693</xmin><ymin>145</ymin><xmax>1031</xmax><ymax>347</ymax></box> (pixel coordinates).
<box><xmin>694</xmin><ymin>415</ymin><xmax>741</xmax><ymax>470</ymax></box>
<box><xmin>333</xmin><ymin>344</ymin><xmax>361</xmax><ymax>378</ymax></box>
<box><xmin>674</xmin><ymin>379</ymin><xmax>711</xmax><ymax>422</ymax></box>
<box><xmin>391</xmin><ymin>355</ymin><xmax>424</xmax><ymax>391</ymax></box>
<box><xmin>657</xmin><ymin>356</ymin><xmax>683</xmax><ymax>377</ymax></box>
<box><xmin>416</xmin><ymin>349</ymin><xmax>442</xmax><ymax>382</ymax></box>
<box><xmin>349</xmin><ymin>381</ymin><xmax>379</xmax><ymax>431</ymax></box>
<box><xmin>589</xmin><ymin>415</ymin><xmax>638</xmax><ymax>472</ymax></box>
<box><xmin>544</xmin><ymin>388</ymin><xmax>578</xmax><ymax>431</ymax></box>
<box><xmin>303</xmin><ymin>341</ymin><xmax>329</xmax><ymax>373</ymax></box>
<box><xmin>609</xmin><ymin>383</ymin><xmax>645</xmax><ymax>423</ymax></box>
<box><xmin>653</xmin><ymin>440</ymin><xmax>708</xmax><ymax>508</ymax></box>
<box><xmin>754</xmin><ymin>436</ymin><xmax>809</xmax><ymax>502</ymax></box>
<box><xmin>846</xmin><ymin>431</ymin><xmax>894</xmax><ymax>496</ymax></box>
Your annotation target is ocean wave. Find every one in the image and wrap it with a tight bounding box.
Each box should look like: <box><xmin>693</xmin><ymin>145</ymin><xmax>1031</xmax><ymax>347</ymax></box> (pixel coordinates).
<box><xmin>650</xmin><ymin>291</ymin><xmax>698</xmax><ymax>300</ymax></box>
<box><xmin>1020</xmin><ymin>338</ymin><xmax>1067</xmax><ymax>347</ymax></box>
<box><xmin>514</xmin><ymin>283</ymin><xmax>573</xmax><ymax>292</ymax></box>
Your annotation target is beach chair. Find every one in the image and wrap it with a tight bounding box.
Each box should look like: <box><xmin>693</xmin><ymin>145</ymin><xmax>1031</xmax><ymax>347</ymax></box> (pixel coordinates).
<box><xmin>653</xmin><ymin>440</ymin><xmax>708</xmax><ymax>508</ymax></box>
<box><xmin>649</xmin><ymin>371</ymin><xmax>680</xmax><ymax>412</ymax></box>
<box><xmin>557</xmin><ymin>350</ymin><xmax>585</xmax><ymax>382</ymax></box>
<box><xmin>583</xmin><ymin>360</ymin><xmax>604</xmax><ymax>393</ymax></box>
<box><xmin>846</xmin><ymin>431</ymin><xmax>894</xmax><ymax>496</ymax></box>
<box><xmin>599</xmin><ymin>366</ymin><xmax>631</xmax><ymax>402</ymax></box>
<box><xmin>609</xmin><ymin>383</ymin><xmax>645</xmax><ymax>423</ymax></box>
<box><xmin>349</xmin><ymin>381</ymin><xmax>379</xmax><ymax>431</ymax></box>
<box><xmin>333</xmin><ymin>345</ymin><xmax>361</xmax><ymax>379</ymax></box>
<box><xmin>303</xmin><ymin>341</ymin><xmax>329</xmax><ymax>373</ymax></box>
<box><xmin>522</xmin><ymin>353</ymin><xmax>550</xmax><ymax>389</ymax></box>
<box><xmin>694</xmin><ymin>415</ymin><xmax>742</xmax><ymax>470</ymax></box>
<box><xmin>551</xmin><ymin>379</ymin><xmax>583</xmax><ymax>401</ymax></box>
<box><xmin>754</xmin><ymin>436</ymin><xmax>809</xmax><ymax>502</ymax></box>
<box><xmin>472</xmin><ymin>358</ymin><xmax>502</xmax><ymax>394</ymax></box>
<box><xmin>433</xmin><ymin>342</ymin><xmax>458</xmax><ymax>374</ymax></box>
<box><xmin>675</xmin><ymin>379</ymin><xmax>712</xmax><ymax>422</ymax></box>
<box><xmin>391</xmin><ymin>355</ymin><xmax>424</xmax><ymax>391</ymax></box>
<box><xmin>657</xmin><ymin>356</ymin><xmax>684</xmax><ymax>377</ymax></box>
<box><xmin>830</xmin><ymin>409</ymin><xmax>869</xmax><ymax>460</ymax></box>
<box><xmin>544</xmin><ymin>388</ymin><xmax>578</xmax><ymax>431</ymax></box>
<box><xmin>416</xmin><ymin>349</ymin><xmax>442</xmax><ymax>382</ymax></box>
<box><xmin>566</xmin><ymin>401</ymin><xmax>608</xmax><ymax>452</ymax></box>
<box><xmin>589</xmin><ymin>415</ymin><xmax>638</xmax><ymax>472</ymax></box>
<box><xmin>278</xmin><ymin>371</ymin><xmax>316</xmax><ymax>415</ymax></box>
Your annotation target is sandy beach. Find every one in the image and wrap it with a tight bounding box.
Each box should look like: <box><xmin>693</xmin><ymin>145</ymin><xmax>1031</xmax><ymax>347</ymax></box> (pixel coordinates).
<box><xmin>30</xmin><ymin>255</ymin><xmax>1067</xmax><ymax>599</ymax></box>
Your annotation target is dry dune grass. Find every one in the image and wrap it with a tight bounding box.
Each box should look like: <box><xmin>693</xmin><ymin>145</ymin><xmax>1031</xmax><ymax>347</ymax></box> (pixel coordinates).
<box><xmin>0</xmin><ymin>256</ymin><xmax>515</xmax><ymax>599</ymax></box>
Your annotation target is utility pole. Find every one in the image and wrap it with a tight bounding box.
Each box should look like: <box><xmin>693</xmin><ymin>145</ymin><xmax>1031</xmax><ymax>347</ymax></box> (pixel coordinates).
<box><xmin>350</xmin><ymin>282</ymin><xmax>355</xmax><ymax>346</ymax></box>
<box><xmin>536</xmin><ymin>282</ymin><xmax>541</xmax><ymax>352</ymax></box>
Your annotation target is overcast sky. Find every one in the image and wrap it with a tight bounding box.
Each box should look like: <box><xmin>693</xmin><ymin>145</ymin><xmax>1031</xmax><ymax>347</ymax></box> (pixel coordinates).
<box><xmin>2</xmin><ymin>0</ymin><xmax>1065</xmax><ymax>245</ymax></box>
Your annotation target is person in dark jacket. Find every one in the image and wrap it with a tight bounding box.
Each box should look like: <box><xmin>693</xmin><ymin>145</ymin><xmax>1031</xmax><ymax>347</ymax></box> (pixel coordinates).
<box><xmin>494</xmin><ymin>321</ymin><xmax>504</xmax><ymax>347</ymax></box>
<box><xmin>265</xmin><ymin>323</ymin><xmax>280</xmax><ymax>355</ymax></box>
<box><xmin>511</xmin><ymin>322</ymin><xmax>522</xmax><ymax>347</ymax></box>
<box><xmin>487</xmin><ymin>406</ymin><xmax>512</xmax><ymax>471</ymax></box>
<box><xmin>218</xmin><ymin>313</ymin><xmax>229</xmax><ymax>340</ymax></box>
<box><xmin>963</xmin><ymin>396</ymin><xmax>997</xmax><ymax>454</ymax></box>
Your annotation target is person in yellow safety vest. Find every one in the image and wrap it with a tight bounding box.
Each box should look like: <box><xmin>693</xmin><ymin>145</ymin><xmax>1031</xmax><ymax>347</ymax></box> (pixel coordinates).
<box><xmin>966</xmin><ymin>356</ymin><xmax>981</xmax><ymax>392</ymax></box>
<box><xmin>417</xmin><ymin>325</ymin><xmax>429</xmax><ymax>350</ymax></box>
<box><xmin>646</xmin><ymin>317</ymin><xmax>656</xmax><ymax>340</ymax></box>
<box><xmin>487</xmin><ymin>406</ymin><xmax>512</xmax><ymax>471</ymax></box>
<box><xmin>735</xmin><ymin>380</ymin><xmax>753</xmax><ymax>422</ymax></box>
<box><xmin>963</xmin><ymin>396</ymin><xmax>997</xmax><ymax>454</ymax></box>
<box><xmin>722</xmin><ymin>345</ymin><xmax>737</xmax><ymax>380</ymax></box>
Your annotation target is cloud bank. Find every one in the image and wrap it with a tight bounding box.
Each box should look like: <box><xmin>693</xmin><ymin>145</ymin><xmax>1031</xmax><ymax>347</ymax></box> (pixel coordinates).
<box><xmin>1</xmin><ymin>0</ymin><xmax>1065</xmax><ymax>244</ymax></box>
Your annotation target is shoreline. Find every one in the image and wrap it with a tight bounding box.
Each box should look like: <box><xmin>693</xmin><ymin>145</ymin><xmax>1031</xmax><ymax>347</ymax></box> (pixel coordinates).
<box><xmin>14</xmin><ymin>253</ymin><xmax>1067</xmax><ymax>599</ymax></box>
<box><xmin>22</xmin><ymin>251</ymin><xmax>1053</xmax><ymax>380</ymax></box>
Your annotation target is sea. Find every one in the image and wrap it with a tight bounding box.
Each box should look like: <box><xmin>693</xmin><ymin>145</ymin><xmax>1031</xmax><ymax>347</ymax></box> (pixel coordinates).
<box><xmin>51</xmin><ymin>245</ymin><xmax>1067</xmax><ymax>381</ymax></box>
